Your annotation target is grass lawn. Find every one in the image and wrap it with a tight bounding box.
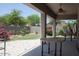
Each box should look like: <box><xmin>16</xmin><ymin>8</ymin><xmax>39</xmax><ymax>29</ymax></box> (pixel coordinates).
<box><xmin>10</xmin><ymin>33</ymin><xmax>40</xmax><ymax>40</ymax></box>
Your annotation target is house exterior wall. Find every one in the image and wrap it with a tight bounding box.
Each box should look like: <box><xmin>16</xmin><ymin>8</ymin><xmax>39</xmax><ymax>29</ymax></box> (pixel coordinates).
<box><xmin>30</xmin><ymin>26</ymin><xmax>40</xmax><ymax>34</ymax></box>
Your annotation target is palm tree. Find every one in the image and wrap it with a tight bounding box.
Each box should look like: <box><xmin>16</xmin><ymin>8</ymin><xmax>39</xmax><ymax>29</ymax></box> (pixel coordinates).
<box><xmin>65</xmin><ymin>20</ymin><xmax>77</xmax><ymax>41</ymax></box>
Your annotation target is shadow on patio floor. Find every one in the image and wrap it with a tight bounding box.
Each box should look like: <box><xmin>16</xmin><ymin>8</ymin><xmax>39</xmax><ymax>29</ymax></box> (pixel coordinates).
<box><xmin>22</xmin><ymin>40</ymin><xmax>79</xmax><ymax>56</ymax></box>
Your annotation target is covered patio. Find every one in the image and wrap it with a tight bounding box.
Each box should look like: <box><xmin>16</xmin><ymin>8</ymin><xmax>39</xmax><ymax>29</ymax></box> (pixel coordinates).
<box><xmin>0</xmin><ymin>3</ymin><xmax>79</xmax><ymax>56</ymax></box>
<box><xmin>23</xmin><ymin>3</ymin><xmax>79</xmax><ymax>56</ymax></box>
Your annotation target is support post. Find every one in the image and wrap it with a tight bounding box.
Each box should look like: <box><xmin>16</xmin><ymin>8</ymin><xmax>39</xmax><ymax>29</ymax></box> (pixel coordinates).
<box><xmin>41</xmin><ymin>13</ymin><xmax>46</xmax><ymax>38</ymax></box>
<box><xmin>41</xmin><ymin>12</ymin><xmax>46</xmax><ymax>56</ymax></box>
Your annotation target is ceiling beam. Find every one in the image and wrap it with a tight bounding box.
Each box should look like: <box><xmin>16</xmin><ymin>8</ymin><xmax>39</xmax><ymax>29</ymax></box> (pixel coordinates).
<box><xmin>31</xmin><ymin>3</ymin><xmax>57</xmax><ymax>19</ymax></box>
<box><xmin>57</xmin><ymin>14</ymin><xmax>77</xmax><ymax>20</ymax></box>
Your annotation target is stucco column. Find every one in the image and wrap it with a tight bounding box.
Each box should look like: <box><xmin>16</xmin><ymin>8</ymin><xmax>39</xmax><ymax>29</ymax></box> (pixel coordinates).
<box><xmin>41</xmin><ymin>13</ymin><xmax>46</xmax><ymax>38</ymax></box>
<box><xmin>41</xmin><ymin>12</ymin><xmax>47</xmax><ymax>56</ymax></box>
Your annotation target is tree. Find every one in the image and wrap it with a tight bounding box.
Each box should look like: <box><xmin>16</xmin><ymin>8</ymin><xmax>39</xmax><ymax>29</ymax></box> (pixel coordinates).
<box><xmin>8</xmin><ymin>9</ymin><xmax>27</xmax><ymax>25</ymax></box>
<box><xmin>1</xmin><ymin>14</ymin><xmax>12</xmax><ymax>25</ymax></box>
<box><xmin>61</xmin><ymin>20</ymin><xmax>77</xmax><ymax>39</ymax></box>
<box><xmin>0</xmin><ymin>9</ymin><xmax>27</xmax><ymax>26</ymax></box>
<box><xmin>0</xmin><ymin>17</ymin><xmax>5</xmax><ymax>25</ymax></box>
<box><xmin>67</xmin><ymin>21</ymin><xmax>76</xmax><ymax>34</ymax></box>
<box><xmin>26</xmin><ymin>14</ymin><xmax>40</xmax><ymax>26</ymax></box>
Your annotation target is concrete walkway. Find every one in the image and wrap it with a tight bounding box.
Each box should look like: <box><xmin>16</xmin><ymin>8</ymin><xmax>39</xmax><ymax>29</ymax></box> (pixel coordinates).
<box><xmin>0</xmin><ymin>39</ymin><xmax>41</xmax><ymax>56</ymax></box>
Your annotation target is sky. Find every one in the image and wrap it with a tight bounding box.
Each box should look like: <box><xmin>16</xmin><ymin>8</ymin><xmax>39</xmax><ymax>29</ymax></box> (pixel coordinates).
<box><xmin>0</xmin><ymin>3</ymin><xmax>40</xmax><ymax>17</ymax></box>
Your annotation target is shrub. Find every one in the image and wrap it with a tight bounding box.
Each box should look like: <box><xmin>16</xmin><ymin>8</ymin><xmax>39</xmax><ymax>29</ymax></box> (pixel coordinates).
<box><xmin>58</xmin><ymin>30</ymin><xmax>64</xmax><ymax>36</ymax></box>
<box><xmin>0</xmin><ymin>25</ymin><xmax>12</xmax><ymax>40</ymax></box>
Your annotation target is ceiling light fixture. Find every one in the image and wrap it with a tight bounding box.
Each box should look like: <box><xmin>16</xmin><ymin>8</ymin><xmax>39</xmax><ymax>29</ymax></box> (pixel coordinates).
<box><xmin>58</xmin><ymin>3</ymin><xmax>65</xmax><ymax>15</ymax></box>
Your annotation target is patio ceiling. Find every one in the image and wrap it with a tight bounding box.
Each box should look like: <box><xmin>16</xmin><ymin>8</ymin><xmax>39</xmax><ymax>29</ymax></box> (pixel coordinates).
<box><xmin>26</xmin><ymin>3</ymin><xmax>79</xmax><ymax>20</ymax></box>
<box><xmin>47</xmin><ymin>3</ymin><xmax>79</xmax><ymax>19</ymax></box>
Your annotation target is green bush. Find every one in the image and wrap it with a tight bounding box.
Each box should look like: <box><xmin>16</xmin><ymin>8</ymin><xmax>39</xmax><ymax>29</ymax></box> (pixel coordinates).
<box><xmin>58</xmin><ymin>30</ymin><xmax>64</xmax><ymax>36</ymax></box>
<box><xmin>46</xmin><ymin>31</ymin><xmax>52</xmax><ymax>36</ymax></box>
